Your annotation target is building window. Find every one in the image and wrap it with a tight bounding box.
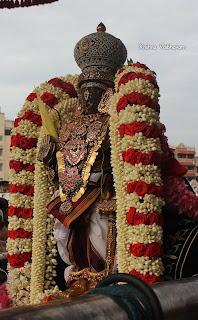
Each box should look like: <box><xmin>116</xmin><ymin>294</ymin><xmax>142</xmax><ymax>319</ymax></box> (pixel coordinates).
<box><xmin>0</xmin><ymin>163</ymin><xmax>3</xmax><ymax>171</ymax></box>
<box><xmin>5</xmin><ymin>129</ymin><xmax>11</xmax><ymax>136</ymax></box>
<box><xmin>178</xmin><ymin>153</ymin><xmax>186</xmax><ymax>158</ymax></box>
<box><xmin>0</xmin><ymin>149</ymin><xmax>3</xmax><ymax>156</ymax></box>
<box><xmin>187</xmin><ymin>166</ymin><xmax>195</xmax><ymax>171</ymax></box>
<box><xmin>0</xmin><ymin>136</ymin><xmax>3</xmax><ymax>141</ymax></box>
<box><xmin>187</xmin><ymin>154</ymin><xmax>194</xmax><ymax>159</ymax></box>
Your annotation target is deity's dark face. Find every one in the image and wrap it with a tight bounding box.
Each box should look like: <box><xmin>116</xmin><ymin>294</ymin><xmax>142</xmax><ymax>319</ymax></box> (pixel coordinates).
<box><xmin>80</xmin><ymin>85</ymin><xmax>107</xmax><ymax>115</ymax></box>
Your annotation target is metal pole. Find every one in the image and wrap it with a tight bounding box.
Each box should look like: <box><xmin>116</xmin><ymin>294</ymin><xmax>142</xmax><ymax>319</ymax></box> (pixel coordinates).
<box><xmin>0</xmin><ymin>295</ymin><xmax>129</xmax><ymax>320</ymax></box>
<box><xmin>1</xmin><ymin>276</ymin><xmax>198</xmax><ymax>320</ymax></box>
<box><xmin>151</xmin><ymin>276</ymin><xmax>198</xmax><ymax>320</ymax></box>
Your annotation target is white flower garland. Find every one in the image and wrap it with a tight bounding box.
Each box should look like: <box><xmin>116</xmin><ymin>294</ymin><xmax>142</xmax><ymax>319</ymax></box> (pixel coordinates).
<box><xmin>127</xmin><ymin>224</ymin><xmax>163</xmax><ymax>245</ymax></box>
<box><xmin>7</xmin><ymin>262</ymin><xmax>31</xmax><ymax>307</ymax></box>
<box><xmin>12</xmin><ymin>120</ymin><xmax>40</xmax><ymax>138</ymax></box>
<box><xmin>8</xmin><ymin>216</ymin><xmax>33</xmax><ymax>232</ymax></box>
<box><xmin>124</xmin><ymin>163</ymin><xmax>162</xmax><ymax>185</ymax></box>
<box><xmin>43</xmin><ymin>214</ymin><xmax>58</xmax><ymax>290</ymax></box>
<box><xmin>109</xmin><ymin>63</ymin><xmax>164</xmax><ymax>280</ymax></box>
<box><xmin>118</xmin><ymin>79</ymin><xmax>159</xmax><ymax>100</ymax></box>
<box><xmin>120</xmin><ymin>134</ymin><xmax>162</xmax><ymax>154</ymax></box>
<box><xmin>7</xmin><ymin>74</ymin><xmax>78</xmax><ymax>306</ymax></box>
<box><xmin>118</xmin><ymin>105</ymin><xmax>160</xmax><ymax>126</ymax></box>
<box><xmin>9</xmin><ymin>169</ymin><xmax>34</xmax><ymax>185</ymax></box>
<box><xmin>9</xmin><ymin>194</ymin><xmax>34</xmax><ymax>208</ymax></box>
<box><xmin>115</xmin><ymin>65</ymin><xmax>156</xmax><ymax>89</ymax></box>
<box><xmin>30</xmin><ymin>128</ymin><xmax>51</xmax><ymax>304</ymax></box>
<box><xmin>7</xmin><ymin>238</ymin><xmax>32</xmax><ymax>255</ymax></box>
<box><xmin>10</xmin><ymin>147</ymin><xmax>37</xmax><ymax>164</ymax></box>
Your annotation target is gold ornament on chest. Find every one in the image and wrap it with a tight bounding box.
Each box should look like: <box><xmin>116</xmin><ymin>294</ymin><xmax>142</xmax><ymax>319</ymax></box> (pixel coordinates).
<box><xmin>57</xmin><ymin>113</ymin><xmax>109</xmax><ymax>211</ymax></box>
<box><xmin>63</xmin><ymin>139</ymin><xmax>87</xmax><ymax>166</ymax></box>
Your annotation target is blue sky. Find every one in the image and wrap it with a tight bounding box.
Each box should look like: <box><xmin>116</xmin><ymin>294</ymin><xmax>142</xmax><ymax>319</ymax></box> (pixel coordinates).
<box><xmin>1</xmin><ymin>0</ymin><xmax>198</xmax><ymax>152</ymax></box>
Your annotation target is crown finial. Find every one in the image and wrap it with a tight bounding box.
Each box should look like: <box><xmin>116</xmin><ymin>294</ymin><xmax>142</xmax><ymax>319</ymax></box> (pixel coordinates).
<box><xmin>97</xmin><ymin>22</ymin><xmax>106</xmax><ymax>32</ymax></box>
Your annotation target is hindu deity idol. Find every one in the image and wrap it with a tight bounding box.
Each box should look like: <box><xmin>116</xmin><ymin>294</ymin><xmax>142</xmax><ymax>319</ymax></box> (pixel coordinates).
<box><xmin>7</xmin><ymin>23</ymin><xmax>198</xmax><ymax>307</ymax></box>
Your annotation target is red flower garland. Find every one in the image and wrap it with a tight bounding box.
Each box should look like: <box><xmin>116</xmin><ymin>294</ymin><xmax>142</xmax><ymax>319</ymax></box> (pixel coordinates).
<box><xmin>122</xmin><ymin>148</ymin><xmax>162</xmax><ymax>167</ymax></box>
<box><xmin>127</xmin><ymin>181</ymin><xmax>162</xmax><ymax>197</ymax></box>
<box><xmin>26</xmin><ymin>91</ymin><xmax>59</xmax><ymax>108</ymax></box>
<box><xmin>48</xmin><ymin>78</ymin><xmax>77</xmax><ymax>98</ymax></box>
<box><xmin>117</xmin><ymin>63</ymin><xmax>149</xmax><ymax>76</ymax></box>
<box><xmin>119</xmin><ymin>122</ymin><xmax>159</xmax><ymax>139</ymax></box>
<box><xmin>9</xmin><ymin>184</ymin><xmax>34</xmax><ymax>196</ymax></box>
<box><xmin>40</xmin><ymin>92</ymin><xmax>58</xmax><ymax>108</ymax></box>
<box><xmin>8</xmin><ymin>206</ymin><xmax>33</xmax><ymax>218</ymax></box>
<box><xmin>130</xmin><ymin>242</ymin><xmax>162</xmax><ymax>258</ymax></box>
<box><xmin>10</xmin><ymin>160</ymin><xmax>35</xmax><ymax>173</ymax></box>
<box><xmin>14</xmin><ymin>118</ymin><xmax>21</xmax><ymax>127</ymax></box>
<box><xmin>129</xmin><ymin>270</ymin><xmax>163</xmax><ymax>284</ymax></box>
<box><xmin>118</xmin><ymin>72</ymin><xmax>159</xmax><ymax>90</ymax></box>
<box><xmin>116</xmin><ymin>91</ymin><xmax>159</xmax><ymax>113</ymax></box>
<box><xmin>14</xmin><ymin>110</ymin><xmax>42</xmax><ymax>128</ymax></box>
<box><xmin>113</xmin><ymin>63</ymin><xmax>164</xmax><ymax>284</ymax></box>
<box><xmin>10</xmin><ymin>133</ymin><xmax>37</xmax><ymax>149</ymax></box>
<box><xmin>126</xmin><ymin>207</ymin><xmax>164</xmax><ymax>227</ymax></box>
<box><xmin>8</xmin><ymin>229</ymin><xmax>33</xmax><ymax>239</ymax></box>
<box><xmin>7</xmin><ymin>252</ymin><xmax>32</xmax><ymax>268</ymax></box>
<box><xmin>23</xmin><ymin>110</ymin><xmax>42</xmax><ymax>125</ymax></box>
<box><xmin>26</xmin><ymin>93</ymin><xmax>37</xmax><ymax>102</ymax></box>
<box><xmin>133</xmin><ymin>62</ymin><xmax>149</xmax><ymax>70</ymax></box>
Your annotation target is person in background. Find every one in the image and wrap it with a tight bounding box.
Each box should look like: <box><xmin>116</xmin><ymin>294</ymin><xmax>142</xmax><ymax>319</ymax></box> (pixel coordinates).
<box><xmin>0</xmin><ymin>217</ymin><xmax>7</xmax><ymax>253</ymax></box>
<box><xmin>0</xmin><ymin>199</ymin><xmax>8</xmax><ymax>228</ymax></box>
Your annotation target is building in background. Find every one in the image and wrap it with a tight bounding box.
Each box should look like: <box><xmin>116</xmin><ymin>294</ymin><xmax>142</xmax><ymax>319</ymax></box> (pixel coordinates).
<box><xmin>0</xmin><ymin>112</ymin><xmax>14</xmax><ymax>181</ymax></box>
<box><xmin>171</xmin><ymin>142</ymin><xmax>196</xmax><ymax>182</ymax></box>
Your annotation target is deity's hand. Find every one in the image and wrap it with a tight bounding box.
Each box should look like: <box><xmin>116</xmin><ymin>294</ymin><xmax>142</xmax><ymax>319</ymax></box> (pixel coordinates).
<box><xmin>37</xmin><ymin>135</ymin><xmax>57</xmax><ymax>168</ymax></box>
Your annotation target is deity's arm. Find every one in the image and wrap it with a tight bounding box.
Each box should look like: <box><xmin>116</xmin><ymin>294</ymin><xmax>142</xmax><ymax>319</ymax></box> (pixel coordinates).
<box><xmin>37</xmin><ymin>135</ymin><xmax>57</xmax><ymax>167</ymax></box>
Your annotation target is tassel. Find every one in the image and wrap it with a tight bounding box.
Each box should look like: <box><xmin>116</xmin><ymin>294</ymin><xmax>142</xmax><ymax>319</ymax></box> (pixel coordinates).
<box><xmin>24</xmin><ymin>0</ymin><xmax>31</xmax><ymax>6</ymax></box>
<box><xmin>6</xmin><ymin>0</ymin><xmax>11</xmax><ymax>8</ymax></box>
<box><xmin>14</xmin><ymin>0</ymin><xmax>20</xmax><ymax>7</ymax></box>
<box><xmin>7</xmin><ymin>0</ymin><xmax>14</xmax><ymax>8</ymax></box>
<box><xmin>10</xmin><ymin>0</ymin><xmax>15</xmax><ymax>8</ymax></box>
<box><xmin>0</xmin><ymin>0</ymin><xmax>58</xmax><ymax>8</ymax></box>
<box><xmin>1</xmin><ymin>0</ymin><xmax>7</xmax><ymax>8</ymax></box>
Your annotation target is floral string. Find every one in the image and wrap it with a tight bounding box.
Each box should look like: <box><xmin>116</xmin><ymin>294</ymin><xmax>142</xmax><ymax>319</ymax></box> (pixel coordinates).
<box><xmin>158</xmin><ymin>124</ymin><xmax>198</xmax><ymax>218</ymax></box>
<box><xmin>7</xmin><ymin>75</ymin><xmax>78</xmax><ymax>306</ymax></box>
<box><xmin>109</xmin><ymin>62</ymin><xmax>164</xmax><ymax>283</ymax></box>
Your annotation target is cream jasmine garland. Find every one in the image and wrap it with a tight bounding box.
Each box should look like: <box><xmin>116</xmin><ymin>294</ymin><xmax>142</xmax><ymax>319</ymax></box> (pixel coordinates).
<box><xmin>7</xmin><ymin>75</ymin><xmax>78</xmax><ymax>306</ymax></box>
<box><xmin>30</xmin><ymin>128</ymin><xmax>52</xmax><ymax>304</ymax></box>
<box><xmin>109</xmin><ymin>63</ymin><xmax>164</xmax><ymax>282</ymax></box>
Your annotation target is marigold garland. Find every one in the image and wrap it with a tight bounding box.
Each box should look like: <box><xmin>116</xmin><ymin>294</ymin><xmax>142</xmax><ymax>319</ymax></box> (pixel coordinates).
<box><xmin>109</xmin><ymin>62</ymin><xmax>164</xmax><ymax>282</ymax></box>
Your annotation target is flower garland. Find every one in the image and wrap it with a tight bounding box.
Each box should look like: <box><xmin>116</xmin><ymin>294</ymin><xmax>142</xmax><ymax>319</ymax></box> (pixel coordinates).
<box><xmin>158</xmin><ymin>124</ymin><xmax>198</xmax><ymax>218</ymax></box>
<box><xmin>109</xmin><ymin>62</ymin><xmax>165</xmax><ymax>283</ymax></box>
<box><xmin>163</xmin><ymin>175</ymin><xmax>198</xmax><ymax>217</ymax></box>
<box><xmin>7</xmin><ymin>75</ymin><xmax>78</xmax><ymax>306</ymax></box>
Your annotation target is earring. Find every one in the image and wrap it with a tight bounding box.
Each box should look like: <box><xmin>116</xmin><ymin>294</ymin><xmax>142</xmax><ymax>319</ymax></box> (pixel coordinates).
<box><xmin>74</xmin><ymin>95</ymin><xmax>83</xmax><ymax>116</ymax></box>
<box><xmin>84</xmin><ymin>88</ymin><xmax>89</xmax><ymax>101</ymax></box>
<box><xmin>98</xmin><ymin>88</ymin><xmax>113</xmax><ymax>114</ymax></box>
